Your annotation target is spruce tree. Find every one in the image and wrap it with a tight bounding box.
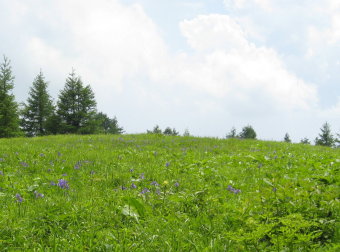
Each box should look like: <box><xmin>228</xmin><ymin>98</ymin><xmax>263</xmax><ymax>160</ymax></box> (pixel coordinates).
<box><xmin>21</xmin><ymin>71</ymin><xmax>54</xmax><ymax>136</ymax></box>
<box><xmin>57</xmin><ymin>70</ymin><xmax>97</xmax><ymax>134</ymax></box>
<box><xmin>315</xmin><ymin>122</ymin><xmax>335</xmax><ymax>147</ymax></box>
<box><xmin>0</xmin><ymin>56</ymin><xmax>21</xmax><ymax>137</ymax></box>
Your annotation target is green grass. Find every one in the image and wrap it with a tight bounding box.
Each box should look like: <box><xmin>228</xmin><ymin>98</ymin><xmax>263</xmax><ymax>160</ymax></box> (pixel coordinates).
<box><xmin>0</xmin><ymin>134</ymin><xmax>339</xmax><ymax>251</ymax></box>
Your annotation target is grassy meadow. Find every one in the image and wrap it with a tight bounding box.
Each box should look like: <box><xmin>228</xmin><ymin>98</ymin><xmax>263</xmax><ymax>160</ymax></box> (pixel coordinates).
<box><xmin>0</xmin><ymin>134</ymin><xmax>339</xmax><ymax>251</ymax></box>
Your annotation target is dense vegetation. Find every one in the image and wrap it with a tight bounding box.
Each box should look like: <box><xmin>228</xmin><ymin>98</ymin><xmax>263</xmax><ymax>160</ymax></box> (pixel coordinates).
<box><xmin>0</xmin><ymin>134</ymin><xmax>339</xmax><ymax>250</ymax></box>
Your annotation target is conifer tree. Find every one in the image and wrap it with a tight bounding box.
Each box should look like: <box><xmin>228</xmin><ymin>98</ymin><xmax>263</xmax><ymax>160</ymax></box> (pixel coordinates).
<box><xmin>0</xmin><ymin>56</ymin><xmax>21</xmax><ymax>137</ymax></box>
<box><xmin>21</xmin><ymin>71</ymin><xmax>54</xmax><ymax>136</ymax></box>
<box><xmin>315</xmin><ymin>122</ymin><xmax>335</xmax><ymax>147</ymax></box>
<box><xmin>57</xmin><ymin>70</ymin><xmax>97</xmax><ymax>134</ymax></box>
<box><xmin>284</xmin><ymin>133</ymin><xmax>291</xmax><ymax>143</ymax></box>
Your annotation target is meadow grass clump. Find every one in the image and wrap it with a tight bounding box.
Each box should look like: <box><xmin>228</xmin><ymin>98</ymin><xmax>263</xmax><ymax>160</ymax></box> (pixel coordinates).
<box><xmin>0</xmin><ymin>134</ymin><xmax>339</xmax><ymax>250</ymax></box>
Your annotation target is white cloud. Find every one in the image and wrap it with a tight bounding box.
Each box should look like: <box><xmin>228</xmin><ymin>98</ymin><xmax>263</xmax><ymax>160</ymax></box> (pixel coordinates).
<box><xmin>178</xmin><ymin>14</ymin><xmax>318</xmax><ymax>110</ymax></box>
<box><xmin>307</xmin><ymin>0</ymin><xmax>340</xmax><ymax>57</ymax></box>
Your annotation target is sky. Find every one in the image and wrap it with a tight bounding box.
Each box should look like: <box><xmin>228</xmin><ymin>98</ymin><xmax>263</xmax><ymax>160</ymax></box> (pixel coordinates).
<box><xmin>0</xmin><ymin>0</ymin><xmax>339</xmax><ymax>142</ymax></box>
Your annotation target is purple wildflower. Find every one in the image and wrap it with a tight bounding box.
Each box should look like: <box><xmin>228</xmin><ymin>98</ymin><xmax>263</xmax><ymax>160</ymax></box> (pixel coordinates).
<box><xmin>15</xmin><ymin>193</ymin><xmax>23</xmax><ymax>203</ymax></box>
<box><xmin>50</xmin><ymin>181</ymin><xmax>56</xmax><ymax>186</ymax></box>
<box><xmin>227</xmin><ymin>185</ymin><xmax>241</xmax><ymax>194</ymax></box>
<box><xmin>74</xmin><ymin>161</ymin><xmax>82</xmax><ymax>169</ymax></box>
<box><xmin>174</xmin><ymin>182</ymin><xmax>179</xmax><ymax>187</ymax></box>
<box><xmin>39</xmin><ymin>153</ymin><xmax>45</xmax><ymax>157</ymax></box>
<box><xmin>129</xmin><ymin>169</ymin><xmax>134</xmax><ymax>173</ymax></box>
<box><xmin>62</xmin><ymin>173</ymin><xmax>67</xmax><ymax>176</ymax></box>
<box><xmin>139</xmin><ymin>173</ymin><xmax>145</xmax><ymax>180</ymax></box>
<box><xmin>140</xmin><ymin>188</ymin><xmax>150</xmax><ymax>194</ymax></box>
<box><xmin>57</xmin><ymin>152</ymin><xmax>62</xmax><ymax>157</ymax></box>
<box><xmin>156</xmin><ymin>189</ymin><xmax>161</xmax><ymax>195</ymax></box>
<box><xmin>273</xmin><ymin>187</ymin><xmax>277</xmax><ymax>193</ymax></box>
<box><xmin>57</xmin><ymin>179</ymin><xmax>69</xmax><ymax>189</ymax></box>
<box><xmin>90</xmin><ymin>170</ymin><xmax>95</xmax><ymax>175</ymax></box>
<box><xmin>150</xmin><ymin>181</ymin><xmax>159</xmax><ymax>186</ymax></box>
<box><xmin>34</xmin><ymin>191</ymin><xmax>44</xmax><ymax>198</ymax></box>
<box><xmin>165</xmin><ymin>162</ymin><xmax>170</xmax><ymax>167</ymax></box>
<box><xmin>131</xmin><ymin>183</ymin><xmax>137</xmax><ymax>189</ymax></box>
<box><xmin>0</xmin><ymin>158</ymin><xmax>4</xmax><ymax>161</ymax></box>
<box><xmin>20</xmin><ymin>162</ymin><xmax>29</xmax><ymax>167</ymax></box>
<box><xmin>121</xmin><ymin>186</ymin><xmax>127</xmax><ymax>190</ymax></box>
<box><xmin>0</xmin><ymin>171</ymin><xmax>3</xmax><ymax>176</ymax></box>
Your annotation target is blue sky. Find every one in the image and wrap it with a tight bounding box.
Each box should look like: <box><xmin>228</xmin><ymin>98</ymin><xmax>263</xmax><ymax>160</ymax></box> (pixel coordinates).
<box><xmin>0</xmin><ymin>0</ymin><xmax>339</xmax><ymax>141</ymax></box>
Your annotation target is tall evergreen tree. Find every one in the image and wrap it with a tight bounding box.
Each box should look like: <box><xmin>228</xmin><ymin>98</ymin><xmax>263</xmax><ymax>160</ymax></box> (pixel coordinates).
<box><xmin>21</xmin><ymin>71</ymin><xmax>54</xmax><ymax>136</ymax></box>
<box><xmin>315</xmin><ymin>122</ymin><xmax>335</xmax><ymax>147</ymax></box>
<box><xmin>57</xmin><ymin>70</ymin><xmax>97</xmax><ymax>134</ymax></box>
<box><xmin>0</xmin><ymin>56</ymin><xmax>21</xmax><ymax>137</ymax></box>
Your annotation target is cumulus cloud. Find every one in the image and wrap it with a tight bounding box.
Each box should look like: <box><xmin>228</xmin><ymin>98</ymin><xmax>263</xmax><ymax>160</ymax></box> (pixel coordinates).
<box><xmin>177</xmin><ymin>15</ymin><xmax>318</xmax><ymax>110</ymax></box>
<box><xmin>307</xmin><ymin>0</ymin><xmax>340</xmax><ymax>57</ymax></box>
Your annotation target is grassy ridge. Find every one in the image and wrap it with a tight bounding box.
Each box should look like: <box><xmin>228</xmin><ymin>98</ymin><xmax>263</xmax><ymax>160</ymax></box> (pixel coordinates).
<box><xmin>0</xmin><ymin>134</ymin><xmax>339</xmax><ymax>251</ymax></box>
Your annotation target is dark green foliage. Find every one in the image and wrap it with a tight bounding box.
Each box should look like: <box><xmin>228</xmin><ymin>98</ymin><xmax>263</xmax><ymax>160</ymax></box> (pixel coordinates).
<box><xmin>315</xmin><ymin>122</ymin><xmax>335</xmax><ymax>147</ymax></box>
<box><xmin>0</xmin><ymin>56</ymin><xmax>21</xmax><ymax>138</ymax></box>
<box><xmin>95</xmin><ymin>112</ymin><xmax>123</xmax><ymax>134</ymax></box>
<box><xmin>226</xmin><ymin>127</ymin><xmax>237</xmax><ymax>138</ymax></box>
<box><xmin>239</xmin><ymin>125</ymin><xmax>257</xmax><ymax>139</ymax></box>
<box><xmin>300</xmin><ymin>137</ymin><xmax>310</xmax><ymax>144</ymax></box>
<box><xmin>57</xmin><ymin>71</ymin><xmax>97</xmax><ymax>134</ymax></box>
<box><xmin>44</xmin><ymin>110</ymin><xmax>62</xmax><ymax>135</ymax></box>
<box><xmin>20</xmin><ymin>71</ymin><xmax>54</xmax><ymax>136</ymax></box>
<box><xmin>147</xmin><ymin>125</ymin><xmax>162</xmax><ymax>134</ymax></box>
<box><xmin>163</xmin><ymin>127</ymin><xmax>179</xmax><ymax>136</ymax></box>
<box><xmin>284</xmin><ymin>133</ymin><xmax>291</xmax><ymax>143</ymax></box>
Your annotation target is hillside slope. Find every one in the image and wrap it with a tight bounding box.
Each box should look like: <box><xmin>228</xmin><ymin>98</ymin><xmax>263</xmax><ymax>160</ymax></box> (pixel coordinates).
<box><xmin>0</xmin><ymin>134</ymin><xmax>339</xmax><ymax>250</ymax></box>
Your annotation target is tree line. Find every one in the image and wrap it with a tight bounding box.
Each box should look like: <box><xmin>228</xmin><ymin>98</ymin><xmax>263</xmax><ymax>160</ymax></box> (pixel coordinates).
<box><xmin>1</xmin><ymin>55</ymin><xmax>339</xmax><ymax>147</ymax></box>
<box><xmin>0</xmin><ymin>56</ymin><xmax>123</xmax><ymax>137</ymax></box>
<box><xmin>225</xmin><ymin>123</ymin><xmax>340</xmax><ymax>148</ymax></box>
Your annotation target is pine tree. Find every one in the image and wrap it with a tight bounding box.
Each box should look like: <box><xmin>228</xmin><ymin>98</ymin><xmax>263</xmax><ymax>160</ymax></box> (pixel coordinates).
<box><xmin>315</xmin><ymin>122</ymin><xmax>335</xmax><ymax>147</ymax></box>
<box><xmin>284</xmin><ymin>133</ymin><xmax>291</xmax><ymax>143</ymax></box>
<box><xmin>21</xmin><ymin>71</ymin><xmax>54</xmax><ymax>136</ymax></box>
<box><xmin>57</xmin><ymin>70</ymin><xmax>97</xmax><ymax>134</ymax></box>
<box><xmin>239</xmin><ymin>125</ymin><xmax>257</xmax><ymax>139</ymax></box>
<box><xmin>0</xmin><ymin>56</ymin><xmax>21</xmax><ymax>137</ymax></box>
